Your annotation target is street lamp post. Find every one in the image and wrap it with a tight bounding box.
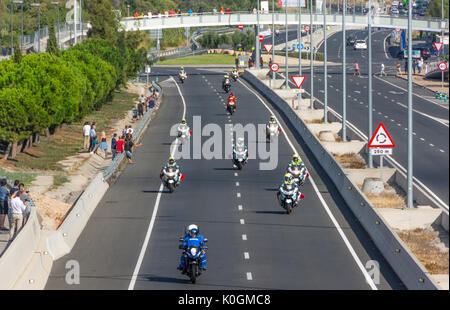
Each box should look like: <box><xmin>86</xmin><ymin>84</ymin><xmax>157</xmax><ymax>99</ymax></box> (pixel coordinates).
<box><xmin>407</xmin><ymin>0</ymin><xmax>413</xmax><ymax>208</ymax></box>
<box><xmin>342</xmin><ymin>0</ymin><xmax>347</xmax><ymax>141</ymax></box>
<box><xmin>13</xmin><ymin>1</ymin><xmax>24</xmax><ymax>53</ymax></box>
<box><xmin>309</xmin><ymin>0</ymin><xmax>313</xmax><ymax>109</ymax></box>
<box><xmin>298</xmin><ymin>0</ymin><xmax>302</xmax><ymax>76</ymax></box>
<box><xmin>10</xmin><ymin>1</ymin><xmax>14</xmax><ymax>56</ymax></box>
<box><xmin>127</xmin><ymin>4</ymin><xmax>130</xmax><ymax>17</ymax></box>
<box><xmin>284</xmin><ymin>0</ymin><xmax>289</xmax><ymax>89</ymax></box>
<box><xmin>30</xmin><ymin>3</ymin><xmax>41</xmax><ymax>53</ymax></box>
<box><xmin>323</xmin><ymin>0</ymin><xmax>328</xmax><ymax>122</ymax></box>
<box><xmin>272</xmin><ymin>0</ymin><xmax>275</xmax><ymax>80</ymax></box>
<box><xmin>50</xmin><ymin>2</ymin><xmax>60</xmax><ymax>49</ymax></box>
<box><xmin>256</xmin><ymin>0</ymin><xmax>261</xmax><ymax>69</ymax></box>
<box><xmin>368</xmin><ymin>0</ymin><xmax>373</xmax><ymax>167</ymax></box>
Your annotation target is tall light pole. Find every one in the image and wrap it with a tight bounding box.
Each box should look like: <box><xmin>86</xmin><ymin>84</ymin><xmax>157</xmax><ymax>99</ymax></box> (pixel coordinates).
<box><xmin>51</xmin><ymin>2</ymin><xmax>60</xmax><ymax>49</ymax></box>
<box><xmin>441</xmin><ymin>0</ymin><xmax>444</xmax><ymax>91</ymax></box>
<box><xmin>74</xmin><ymin>0</ymin><xmax>78</xmax><ymax>45</ymax></box>
<box><xmin>272</xmin><ymin>0</ymin><xmax>275</xmax><ymax>80</ymax></box>
<box><xmin>127</xmin><ymin>4</ymin><xmax>130</xmax><ymax>17</ymax></box>
<box><xmin>13</xmin><ymin>1</ymin><xmax>24</xmax><ymax>53</ymax></box>
<box><xmin>323</xmin><ymin>0</ymin><xmax>328</xmax><ymax>122</ymax></box>
<box><xmin>10</xmin><ymin>0</ymin><xmax>14</xmax><ymax>55</ymax></box>
<box><xmin>256</xmin><ymin>0</ymin><xmax>261</xmax><ymax>69</ymax></box>
<box><xmin>309</xmin><ymin>0</ymin><xmax>313</xmax><ymax>109</ymax></box>
<box><xmin>30</xmin><ymin>3</ymin><xmax>41</xmax><ymax>53</ymax></box>
<box><xmin>407</xmin><ymin>0</ymin><xmax>413</xmax><ymax>208</ymax></box>
<box><xmin>342</xmin><ymin>0</ymin><xmax>347</xmax><ymax>141</ymax></box>
<box><xmin>298</xmin><ymin>0</ymin><xmax>302</xmax><ymax>76</ymax></box>
<box><xmin>368</xmin><ymin>0</ymin><xmax>373</xmax><ymax>167</ymax></box>
<box><xmin>284</xmin><ymin>0</ymin><xmax>289</xmax><ymax>88</ymax></box>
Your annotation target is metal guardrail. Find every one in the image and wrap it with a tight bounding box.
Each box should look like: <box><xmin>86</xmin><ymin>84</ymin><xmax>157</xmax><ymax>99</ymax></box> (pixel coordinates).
<box><xmin>103</xmin><ymin>81</ymin><xmax>163</xmax><ymax>182</ymax></box>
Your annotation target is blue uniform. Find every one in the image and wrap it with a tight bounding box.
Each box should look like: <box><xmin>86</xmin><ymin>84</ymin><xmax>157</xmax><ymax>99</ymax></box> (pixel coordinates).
<box><xmin>179</xmin><ymin>233</ymin><xmax>207</xmax><ymax>269</ymax></box>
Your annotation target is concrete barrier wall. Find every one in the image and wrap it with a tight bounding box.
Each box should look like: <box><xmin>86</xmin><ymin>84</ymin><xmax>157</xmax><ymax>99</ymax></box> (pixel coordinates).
<box><xmin>0</xmin><ymin>208</ymin><xmax>41</xmax><ymax>289</ymax></box>
<box><xmin>242</xmin><ymin>71</ymin><xmax>439</xmax><ymax>290</ymax></box>
<box><xmin>46</xmin><ymin>173</ymin><xmax>109</xmax><ymax>261</ymax></box>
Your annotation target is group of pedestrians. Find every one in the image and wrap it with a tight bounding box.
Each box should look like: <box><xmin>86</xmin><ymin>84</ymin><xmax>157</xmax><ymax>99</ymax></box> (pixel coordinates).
<box><xmin>111</xmin><ymin>126</ymin><xmax>142</xmax><ymax>164</ymax></box>
<box><xmin>134</xmin><ymin>7</ymin><xmax>232</xmax><ymax>19</ymax></box>
<box><xmin>395</xmin><ymin>58</ymin><xmax>428</xmax><ymax>76</ymax></box>
<box><xmin>82</xmin><ymin>121</ymin><xmax>108</xmax><ymax>157</ymax></box>
<box><xmin>0</xmin><ymin>178</ymin><xmax>31</xmax><ymax>241</ymax></box>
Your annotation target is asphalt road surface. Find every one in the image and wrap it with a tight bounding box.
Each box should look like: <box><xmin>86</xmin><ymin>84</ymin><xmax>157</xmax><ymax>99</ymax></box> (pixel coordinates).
<box><xmin>45</xmin><ymin>67</ymin><xmax>405</xmax><ymax>290</ymax></box>
<box><xmin>282</xmin><ymin>29</ymin><xmax>449</xmax><ymax>208</ymax></box>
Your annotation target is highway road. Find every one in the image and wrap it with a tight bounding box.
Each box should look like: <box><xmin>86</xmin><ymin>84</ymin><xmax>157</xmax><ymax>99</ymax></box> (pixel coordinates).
<box><xmin>279</xmin><ymin>28</ymin><xmax>449</xmax><ymax>208</ymax></box>
<box><xmin>45</xmin><ymin>66</ymin><xmax>404</xmax><ymax>290</ymax></box>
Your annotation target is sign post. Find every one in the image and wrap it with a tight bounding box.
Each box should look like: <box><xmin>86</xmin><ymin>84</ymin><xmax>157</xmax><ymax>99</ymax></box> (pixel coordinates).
<box><xmin>270</xmin><ymin>62</ymin><xmax>280</xmax><ymax>88</ymax></box>
<box><xmin>291</xmin><ymin>75</ymin><xmax>306</xmax><ymax>108</ymax></box>
<box><xmin>368</xmin><ymin>123</ymin><xmax>395</xmax><ymax>181</ymax></box>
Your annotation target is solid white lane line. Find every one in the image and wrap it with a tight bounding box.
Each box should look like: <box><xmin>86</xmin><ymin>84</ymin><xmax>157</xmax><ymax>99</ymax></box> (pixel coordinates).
<box><xmin>244</xmin><ymin>252</ymin><xmax>250</xmax><ymax>260</ymax></box>
<box><xmin>129</xmin><ymin>77</ymin><xmax>186</xmax><ymax>290</ymax></box>
<box><xmin>242</xmin><ymin>234</ymin><xmax>247</xmax><ymax>240</ymax></box>
<box><xmin>239</xmin><ymin>78</ymin><xmax>378</xmax><ymax>290</ymax></box>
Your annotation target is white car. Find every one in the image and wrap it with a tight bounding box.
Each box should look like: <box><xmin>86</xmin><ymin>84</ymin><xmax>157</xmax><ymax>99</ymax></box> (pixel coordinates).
<box><xmin>354</xmin><ymin>40</ymin><xmax>367</xmax><ymax>50</ymax></box>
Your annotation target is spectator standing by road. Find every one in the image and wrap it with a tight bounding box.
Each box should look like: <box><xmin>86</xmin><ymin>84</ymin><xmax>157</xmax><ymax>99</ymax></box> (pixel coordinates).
<box><xmin>82</xmin><ymin>122</ymin><xmax>91</xmax><ymax>151</ymax></box>
<box><xmin>9</xmin><ymin>180</ymin><xmax>20</xmax><ymax>197</ymax></box>
<box><xmin>353</xmin><ymin>61</ymin><xmax>360</xmax><ymax>76</ymax></box>
<box><xmin>137</xmin><ymin>101</ymin><xmax>144</xmax><ymax>120</ymax></box>
<box><xmin>417</xmin><ymin>57</ymin><xmax>423</xmax><ymax>74</ymax></box>
<box><xmin>111</xmin><ymin>133</ymin><xmax>118</xmax><ymax>160</ymax></box>
<box><xmin>213</xmin><ymin>8</ymin><xmax>217</xmax><ymax>14</ymax></box>
<box><xmin>127</xmin><ymin>125</ymin><xmax>134</xmax><ymax>136</ymax></box>
<box><xmin>380</xmin><ymin>63</ymin><xmax>387</xmax><ymax>77</ymax></box>
<box><xmin>9</xmin><ymin>193</ymin><xmax>29</xmax><ymax>241</ymax></box>
<box><xmin>188</xmin><ymin>8</ymin><xmax>193</xmax><ymax>16</ymax></box>
<box><xmin>92</xmin><ymin>136</ymin><xmax>99</xmax><ymax>155</ymax></box>
<box><xmin>124</xmin><ymin>137</ymin><xmax>142</xmax><ymax>164</ymax></box>
<box><xmin>148</xmin><ymin>96</ymin><xmax>155</xmax><ymax>110</ymax></box>
<box><xmin>0</xmin><ymin>179</ymin><xmax>9</xmax><ymax>231</ymax></box>
<box><xmin>425</xmin><ymin>62</ymin><xmax>428</xmax><ymax>74</ymax></box>
<box><xmin>116</xmin><ymin>135</ymin><xmax>125</xmax><ymax>154</ymax></box>
<box><xmin>404</xmin><ymin>59</ymin><xmax>408</xmax><ymax>74</ymax></box>
<box><xmin>220</xmin><ymin>7</ymin><xmax>225</xmax><ymax>14</ymax></box>
<box><xmin>396</xmin><ymin>61</ymin><xmax>402</xmax><ymax>75</ymax></box>
<box><xmin>226</xmin><ymin>8</ymin><xmax>231</xmax><ymax>14</ymax></box>
<box><xmin>99</xmin><ymin>131</ymin><xmax>108</xmax><ymax>158</ymax></box>
<box><xmin>89</xmin><ymin>122</ymin><xmax>96</xmax><ymax>153</ymax></box>
<box><xmin>412</xmin><ymin>58</ymin><xmax>417</xmax><ymax>74</ymax></box>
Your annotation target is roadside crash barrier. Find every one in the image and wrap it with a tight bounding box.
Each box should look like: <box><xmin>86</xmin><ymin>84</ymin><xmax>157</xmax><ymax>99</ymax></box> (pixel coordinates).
<box><xmin>241</xmin><ymin>71</ymin><xmax>440</xmax><ymax>290</ymax></box>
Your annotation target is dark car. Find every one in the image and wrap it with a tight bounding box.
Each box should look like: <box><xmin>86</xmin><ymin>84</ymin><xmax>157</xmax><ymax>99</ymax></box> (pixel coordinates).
<box><xmin>346</xmin><ymin>36</ymin><xmax>357</xmax><ymax>46</ymax></box>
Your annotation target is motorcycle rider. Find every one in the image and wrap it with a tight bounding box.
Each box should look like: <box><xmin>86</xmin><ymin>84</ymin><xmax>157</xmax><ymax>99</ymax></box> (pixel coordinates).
<box><xmin>177</xmin><ymin>118</ymin><xmax>191</xmax><ymax>138</ymax></box>
<box><xmin>227</xmin><ymin>92</ymin><xmax>237</xmax><ymax>112</ymax></box>
<box><xmin>177</xmin><ymin>224</ymin><xmax>207</xmax><ymax>273</ymax></box>
<box><xmin>268</xmin><ymin>115</ymin><xmax>277</xmax><ymax>126</ymax></box>
<box><xmin>179</xmin><ymin>66</ymin><xmax>185</xmax><ymax>76</ymax></box>
<box><xmin>276</xmin><ymin>173</ymin><xmax>302</xmax><ymax>203</ymax></box>
<box><xmin>161</xmin><ymin>156</ymin><xmax>182</xmax><ymax>183</ymax></box>
<box><xmin>233</xmin><ymin>137</ymin><xmax>248</xmax><ymax>163</ymax></box>
<box><xmin>222</xmin><ymin>74</ymin><xmax>231</xmax><ymax>90</ymax></box>
<box><xmin>287</xmin><ymin>154</ymin><xmax>308</xmax><ymax>184</ymax></box>
<box><xmin>231</xmin><ymin>67</ymin><xmax>239</xmax><ymax>79</ymax></box>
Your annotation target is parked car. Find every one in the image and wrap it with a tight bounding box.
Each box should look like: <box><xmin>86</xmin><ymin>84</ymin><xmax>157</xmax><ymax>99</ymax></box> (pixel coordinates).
<box><xmin>416</xmin><ymin>46</ymin><xmax>431</xmax><ymax>59</ymax></box>
<box><xmin>354</xmin><ymin>40</ymin><xmax>368</xmax><ymax>50</ymax></box>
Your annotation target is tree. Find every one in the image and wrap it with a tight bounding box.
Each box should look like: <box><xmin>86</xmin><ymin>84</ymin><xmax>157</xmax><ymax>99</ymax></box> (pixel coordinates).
<box><xmin>85</xmin><ymin>0</ymin><xmax>120</xmax><ymax>44</ymax></box>
<box><xmin>426</xmin><ymin>0</ymin><xmax>449</xmax><ymax>19</ymax></box>
<box><xmin>46</xmin><ymin>23</ymin><xmax>60</xmax><ymax>56</ymax></box>
<box><xmin>13</xmin><ymin>40</ymin><xmax>22</xmax><ymax>64</ymax></box>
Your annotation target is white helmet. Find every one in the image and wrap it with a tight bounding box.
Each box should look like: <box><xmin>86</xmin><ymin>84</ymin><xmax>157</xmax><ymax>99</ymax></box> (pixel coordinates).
<box><xmin>237</xmin><ymin>137</ymin><xmax>245</xmax><ymax>146</ymax></box>
<box><xmin>187</xmin><ymin>224</ymin><xmax>199</xmax><ymax>236</ymax></box>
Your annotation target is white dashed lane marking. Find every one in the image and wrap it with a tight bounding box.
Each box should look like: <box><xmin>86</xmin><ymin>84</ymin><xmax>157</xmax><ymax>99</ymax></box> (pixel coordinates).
<box><xmin>242</xmin><ymin>234</ymin><xmax>247</xmax><ymax>240</ymax></box>
<box><xmin>244</xmin><ymin>252</ymin><xmax>250</xmax><ymax>260</ymax></box>
<box><xmin>247</xmin><ymin>272</ymin><xmax>253</xmax><ymax>280</ymax></box>
<box><xmin>240</xmin><ymin>219</ymin><xmax>245</xmax><ymax>225</ymax></box>
<box><xmin>238</xmin><ymin>205</ymin><xmax>243</xmax><ymax>211</ymax></box>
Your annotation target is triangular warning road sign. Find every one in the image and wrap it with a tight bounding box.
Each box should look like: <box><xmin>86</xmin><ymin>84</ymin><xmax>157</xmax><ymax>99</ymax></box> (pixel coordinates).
<box><xmin>368</xmin><ymin>123</ymin><xmax>395</xmax><ymax>148</ymax></box>
<box><xmin>433</xmin><ymin>42</ymin><xmax>444</xmax><ymax>52</ymax></box>
<box><xmin>291</xmin><ymin>76</ymin><xmax>306</xmax><ymax>89</ymax></box>
<box><xmin>263</xmin><ymin>44</ymin><xmax>273</xmax><ymax>53</ymax></box>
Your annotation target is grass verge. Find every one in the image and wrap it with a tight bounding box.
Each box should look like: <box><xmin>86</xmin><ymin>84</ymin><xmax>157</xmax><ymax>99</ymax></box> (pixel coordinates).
<box><xmin>332</xmin><ymin>152</ymin><xmax>366</xmax><ymax>169</ymax></box>
<box><xmin>0</xmin><ymin>167</ymin><xmax>36</xmax><ymax>187</ymax></box>
<box><xmin>397</xmin><ymin>228</ymin><xmax>449</xmax><ymax>275</ymax></box>
<box><xmin>156</xmin><ymin>53</ymin><xmax>236</xmax><ymax>65</ymax></box>
<box><xmin>2</xmin><ymin>90</ymin><xmax>137</xmax><ymax>171</ymax></box>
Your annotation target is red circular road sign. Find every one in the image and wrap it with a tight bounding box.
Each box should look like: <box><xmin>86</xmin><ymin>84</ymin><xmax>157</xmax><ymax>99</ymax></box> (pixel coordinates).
<box><xmin>258</xmin><ymin>35</ymin><xmax>264</xmax><ymax>42</ymax></box>
<box><xmin>238</xmin><ymin>25</ymin><xmax>244</xmax><ymax>30</ymax></box>
<box><xmin>304</xmin><ymin>25</ymin><xmax>310</xmax><ymax>32</ymax></box>
<box><xmin>270</xmin><ymin>63</ymin><xmax>280</xmax><ymax>72</ymax></box>
<box><xmin>438</xmin><ymin>62</ymin><xmax>448</xmax><ymax>72</ymax></box>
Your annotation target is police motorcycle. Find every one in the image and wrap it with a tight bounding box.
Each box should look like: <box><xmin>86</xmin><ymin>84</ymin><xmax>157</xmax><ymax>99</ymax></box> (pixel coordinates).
<box><xmin>178</xmin><ymin>225</ymin><xmax>208</xmax><ymax>284</ymax></box>
<box><xmin>232</xmin><ymin>138</ymin><xmax>248</xmax><ymax>170</ymax></box>
<box><xmin>287</xmin><ymin>164</ymin><xmax>309</xmax><ymax>186</ymax></box>
<box><xmin>276</xmin><ymin>174</ymin><xmax>305</xmax><ymax>214</ymax></box>
<box><xmin>179</xmin><ymin>67</ymin><xmax>187</xmax><ymax>83</ymax></box>
<box><xmin>160</xmin><ymin>159</ymin><xmax>184</xmax><ymax>193</ymax></box>
<box><xmin>223</xmin><ymin>75</ymin><xmax>231</xmax><ymax>93</ymax></box>
<box><xmin>177</xmin><ymin>119</ymin><xmax>191</xmax><ymax>144</ymax></box>
<box><xmin>231</xmin><ymin>69</ymin><xmax>239</xmax><ymax>81</ymax></box>
<box><xmin>266</xmin><ymin>116</ymin><xmax>281</xmax><ymax>142</ymax></box>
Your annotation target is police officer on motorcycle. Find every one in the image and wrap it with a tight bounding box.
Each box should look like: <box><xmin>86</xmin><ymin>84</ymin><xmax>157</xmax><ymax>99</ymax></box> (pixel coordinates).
<box><xmin>276</xmin><ymin>173</ymin><xmax>302</xmax><ymax>203</ymax></box>
<box><xmin>222</xmin><ymin>74</ymin><xmax>231</xmax><ymax>90</ymax></box>
<box><xmin>161</xmin><ymin>156</ymin><xmax>181</xmax><ymax>180</ymax></box>
<box><xmin>177</xmin><ymin>224</ymin><xmax>207</xmax><ymax>273</ymax></box>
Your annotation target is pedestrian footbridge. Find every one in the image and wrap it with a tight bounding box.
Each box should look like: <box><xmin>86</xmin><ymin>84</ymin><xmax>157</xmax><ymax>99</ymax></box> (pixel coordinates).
<box><xmin>120</xmin><ymin>12</ymin><xmax>447</xmax><ymax>33</ymax></box>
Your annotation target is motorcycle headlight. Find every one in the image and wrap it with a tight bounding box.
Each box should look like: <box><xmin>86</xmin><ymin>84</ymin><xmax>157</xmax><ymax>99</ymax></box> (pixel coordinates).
<box><xmin>190</xmin><ymin>248</ymin><xmax>197</xmax><ymax>256</ymax></box>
